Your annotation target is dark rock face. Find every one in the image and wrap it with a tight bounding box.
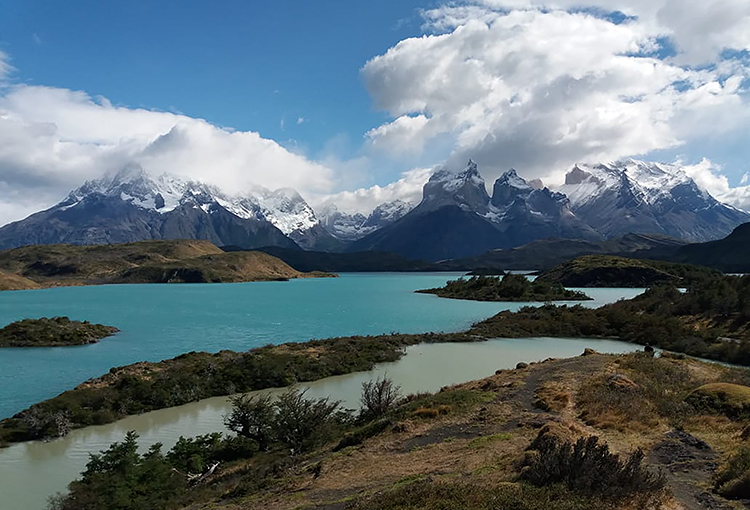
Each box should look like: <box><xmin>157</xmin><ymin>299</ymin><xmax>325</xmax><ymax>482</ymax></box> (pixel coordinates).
<box><xmin>350</xmin><ymin>162</ymin><xmax>600</xmax><ymax>261</ymax></box>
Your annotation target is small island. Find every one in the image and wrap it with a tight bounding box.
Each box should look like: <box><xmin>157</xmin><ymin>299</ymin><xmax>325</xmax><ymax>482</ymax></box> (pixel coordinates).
<box><xmin>0</xmin><ymin>317</ymin><xmax>119</xmax><ymax>347</ymax></box>
<box><xmin>417</xmin><ymin>274</ymin><xmax>591</xmax><ymax>302</ymax></box>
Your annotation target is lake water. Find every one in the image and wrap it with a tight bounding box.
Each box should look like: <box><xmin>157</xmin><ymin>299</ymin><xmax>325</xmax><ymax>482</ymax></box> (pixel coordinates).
<box><xmin>0</xmin><ymin>337</ymin><xmax>643</xmax><ymax>510</ymax></box>
<box><xmin>0</xmin><ymin>273</ymin><xmax>645</xmax><ymax>510</ymax></box>
<box><xmin>0</xmin><ymin>273</ymin><xmax>642</xmax><ymax>419</ymax></box>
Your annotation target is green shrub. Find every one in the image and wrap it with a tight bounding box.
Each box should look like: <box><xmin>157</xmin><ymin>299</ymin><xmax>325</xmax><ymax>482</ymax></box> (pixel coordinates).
<box><xmin>715</xmin><ymin>447</ymin><xmax>750</xmax><ymax>499</ymax></box>
<box><xmin>522</xmin><ymin>435</ymin><xmax>664</xmax><ymax>500</ymax></box>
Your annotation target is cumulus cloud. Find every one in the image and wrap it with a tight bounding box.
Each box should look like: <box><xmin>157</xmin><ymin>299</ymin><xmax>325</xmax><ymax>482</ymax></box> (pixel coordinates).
<box><xmin>681</xmin><ymin>158</ymin><xmax>750</xmax><ymax>211</ymax></box>
<box><xmin>0</xmin><ymin>85</ymin><xmax>334</xmax><ymax>226</ymax></box>
<box><xmin>362</xmin><ymin>2</ymin><xmax>750</xmax><ymax>189</ymax></box>
<box><xmin>315</xmin><ymin>166</ymin><xmax>433</xmax><ymax>215</ymax></box>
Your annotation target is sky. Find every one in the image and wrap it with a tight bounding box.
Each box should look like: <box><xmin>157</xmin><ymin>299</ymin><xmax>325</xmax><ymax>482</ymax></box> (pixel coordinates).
<box><xmin>1</xmin><ymin>0</ymin><xmax>750</xmax><ymax>226</ymax></box>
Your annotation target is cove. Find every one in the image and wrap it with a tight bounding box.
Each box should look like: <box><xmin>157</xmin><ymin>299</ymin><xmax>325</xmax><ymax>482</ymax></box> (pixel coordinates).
<box><xmin>0</xmin><ymin>336</ymin><xmax>643</xmax><ymax>510</ymax></box>
<box><xmin>0</xmin><ymin>273</ymin><xmax>642</xmax><ymax>418</ymax></box>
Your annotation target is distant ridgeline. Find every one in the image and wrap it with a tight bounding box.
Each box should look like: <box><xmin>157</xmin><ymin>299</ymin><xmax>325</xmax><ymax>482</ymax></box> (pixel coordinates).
<box><xmin>417</xmin><ymin>274</ymin><xmax>591</xmax><ymax>302</ymax></box>
<box><xmin>1</xmin><ymin>159</ymin><xmax>748</xmax><ymax>263</ymax></box>
<box><xmin>0</xmin><ymin>240</ymin><xmax>332</xmax><ymax>291</ymax></box>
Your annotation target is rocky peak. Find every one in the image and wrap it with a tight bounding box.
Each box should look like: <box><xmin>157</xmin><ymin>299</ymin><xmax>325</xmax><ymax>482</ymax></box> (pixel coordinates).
<box><xmin>418</xmin><ymin>159</ymin><xmax>490</xmax><ymax>214</ymax></box>
<box><xmin>491</xmin><ymin>169</ymin><xmax>533</xmax><ymax>208</ymax></box>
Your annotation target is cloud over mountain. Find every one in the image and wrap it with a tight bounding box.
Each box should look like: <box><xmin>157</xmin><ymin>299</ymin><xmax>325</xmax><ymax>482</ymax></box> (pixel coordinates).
<box><xmin>362</xmin><ymin>1</ymin><xmax>750</xmax><ymax>189</ymax></box>
<box><xmin>0</xmin><ymin>85</ymin><xmax>334</xmax><ymax>226</ymax></box>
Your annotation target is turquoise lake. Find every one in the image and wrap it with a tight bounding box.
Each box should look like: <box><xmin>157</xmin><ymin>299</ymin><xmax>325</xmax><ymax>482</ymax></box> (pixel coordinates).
<box><xmin>0</xmin><ymin>273</ymin><xmax>643</xmax><ymax>419</ymax></box>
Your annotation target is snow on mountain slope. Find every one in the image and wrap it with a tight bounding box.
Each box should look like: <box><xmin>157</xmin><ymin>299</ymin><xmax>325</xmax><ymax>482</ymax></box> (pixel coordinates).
<box><xmin>415</xmin><ymin>159</ymin><xmax>490</xmax><ymax>215</ymax></box>
<box><xmin>65</xmin><ymin>166</ymin><xmax>329</xmax><ymax>239</ymax></box>
<box><xmin>318</xmin><ymin>200</ymin><xmax>414</xmax><ymax>241</ymax></box>
<box><xmin>556</xmin><ymin>159</ymin><xmax>750</xmax><ymax>242</ymax></box>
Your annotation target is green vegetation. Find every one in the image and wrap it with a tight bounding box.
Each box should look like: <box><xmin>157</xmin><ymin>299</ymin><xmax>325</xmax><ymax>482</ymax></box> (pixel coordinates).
<box><xmin>349</xmin><ymin>480</ymin><xmax>614</xmax><ymax>510</ymax></box>
<box><xmin>715</xmin><ymin>447</ymin><xmax>750</xmax><ymax>500</ymax></box>
<box><xmin>471</xmin><ymin>275</ymin><xmax>750</xmax><ymax>365</ymax></box>
<box><xmin>521</xmin><ymin>435</ymin><xmax>664</xmax><ymax>500</ymax></box>
<box><xmin>44</xmin><ymin>350</ymin><xmax>750</xmax><ymax>510</ymax></box>
<box><xmin>0</xmin><ymin>317</ymin><xmax>118</xmax><ymax>347</ymax></box>
<box><xmin>686</xmin><ymin>383</ymin><xmax>750</xmax><ymax>419</ymax></box>
<box><xmin>536</xmin><ymin>255</ymin><xmax>722</xmax><ymax>288</ymax></box>
<box><xmin>0</xmin><ymin>239</ymin><xmax>332</xmax><ymax>289</ymax></box>
<box><xmin>0</xmin><ymin>332</ymin><xmax>474</xmax><ymax>445</ymax></box>
<box><xmin>417</xmin><ymin>274</ymin><xmax>591</xmax><ymax>302</ymax></box>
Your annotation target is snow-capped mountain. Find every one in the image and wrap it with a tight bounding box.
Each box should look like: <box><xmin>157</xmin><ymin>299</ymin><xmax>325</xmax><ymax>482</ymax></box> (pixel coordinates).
<box><xmin>0</xmin><ymin>165</ymin><xmax>335</xmax><ymax>250</ymax></box>
<box><xmin>318</xmin><ymin>200</ymin><xmax>414</xmax><ymax>242</ymax></box>
<box><xmin>415</xmin><ymin>160</ymin><xmax>490</xmax><ymax>215</ymax></box>
<box><xmin>349</xmin><ymin>161</ymin><xmax>600</xmax><ymax>260</ymax></box>
<box><xmin>557</xmin><ymin>159</ymin><xmax>750</xmax><ymax>242</ymax></box>
<box><xmin>487</xmin><ymin>169</ymin><xmax>601</xmax><ymax>242</ymax></box>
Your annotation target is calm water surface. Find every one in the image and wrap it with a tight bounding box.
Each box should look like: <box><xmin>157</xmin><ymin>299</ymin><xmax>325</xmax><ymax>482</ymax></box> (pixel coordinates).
<box><xmin>0</xmin><ymin>274</ymin><xmax>645</xmax><ymax>510</ymax></box>
<box><xmin>0</xmin><ymin>273</ymin><xmax>641</xmax><ymax>418</ymax></box>
<box><xmin>1</xmin><ymin>337</ymin><xmax>643</xmax><ymax>510</ymax></box>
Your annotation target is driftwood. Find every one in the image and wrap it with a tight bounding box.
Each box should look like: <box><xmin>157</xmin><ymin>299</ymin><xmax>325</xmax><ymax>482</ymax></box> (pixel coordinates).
<box><xmin>171</xmin><ymin>461</ymin><xmax>220</xmax><ymax>485</ymax></box>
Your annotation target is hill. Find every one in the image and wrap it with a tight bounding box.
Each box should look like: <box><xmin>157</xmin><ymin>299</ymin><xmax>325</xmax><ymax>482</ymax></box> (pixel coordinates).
<box><xmin>535</xmin><ymin>255</ymin><xmax>721</xmax><ymax>288</ymax></box>
<box><xmin>438</xmin><ymin>233</ymin><xmax>687</xmax><ymax>271</ymax></box>
<box><xmin>669</xmin><ymin>222</ymin><xmax>750</xmax><ymax>272</ymax></box>
<box><xmin>0</xmin><ymin>240</ymin><xmax>331</xmax><ymax>289</ymax></box>
<box><xmin>0</xmin><ymin>269</ymin><xmax>40</xmax><ymax>291</ymax></box>
<box><xmin>248</xmin><ymin>246</ymin><xmax>439</xmax><ymax>272</ymax></box>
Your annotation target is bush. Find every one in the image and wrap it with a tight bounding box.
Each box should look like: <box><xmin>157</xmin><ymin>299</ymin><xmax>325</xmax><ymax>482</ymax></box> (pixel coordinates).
<box><xmin>223</xmin><ymin>393</ymin><xmax>275</xmax><ymax>450</ymax></box>
<box><xmin>715</xmin><ymin>447</ymin><xmax>750</xmax><ymax>499</ymax></box>
<box><xmin>273</xmin><ymin>388</ymin><xmax>345</xmax><ymax>454</ymax></box>
<box><xmin>522</xmin><ymin>435</ymin><xmax>664</xmax><ymax>500</ymax></box>
<box><xmin>360</xmin><ymin>375</ymin><xmax>401</xmax><ymax>421</ymax></box>
<box><xmin>413</xmin><ymin>407</ymin><xmax>439</xmax><ymax>419</ymax></box>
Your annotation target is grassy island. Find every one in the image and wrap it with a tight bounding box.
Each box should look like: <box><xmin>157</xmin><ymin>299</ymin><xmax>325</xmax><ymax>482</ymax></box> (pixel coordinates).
<box><xmin>535</xmin><ymin>255</ymin><xmax>721</xmax><ymax>288</ymax></box>
<box><xmin>0</xmin><ymin>317</ymin><xmax>119</xmax><ymax>347</ymax></box>
<box><xmin>416</xmin><ymin>274</ymin><xmax>591</xmax><ymax>302</ymax></box>
<box><xmin>0</xmin><ymin>239</ymin><xmax>334</xmax><ymax>290</ymax></box>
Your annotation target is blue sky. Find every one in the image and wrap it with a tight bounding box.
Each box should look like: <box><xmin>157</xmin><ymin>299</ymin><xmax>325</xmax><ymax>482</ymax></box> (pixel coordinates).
<box><xmin>1</xmin><ymin>0</ymin><xmax>750</xmax><ymax>224</ymax></box>
<box><xmin>0</xmin><ymin>0</ymin><xmax>438</xmax><ymax>162</ymax></box>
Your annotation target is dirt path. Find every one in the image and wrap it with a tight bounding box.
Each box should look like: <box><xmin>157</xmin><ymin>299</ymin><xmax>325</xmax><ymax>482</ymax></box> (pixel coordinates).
<box><xmin>649</xmin><ymin>430</ymin><xmax>733</xmax><ymax>510</ymax></box>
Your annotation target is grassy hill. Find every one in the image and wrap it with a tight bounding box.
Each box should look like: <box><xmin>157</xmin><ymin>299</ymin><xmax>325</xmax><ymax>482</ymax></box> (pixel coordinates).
<box><xmin>536</xmin><ymin>255</ymin><xmax>721</xmax><ymax>288</ymax></box>
<box><xmin>0</xmin><ymin>240</ymin><xmax>331</xmax><ymax>289</ymax></box>
<box><xmin>0</xmin><ymin>269</ymin><xmax>40</xmax><ymax>291</ymax></box>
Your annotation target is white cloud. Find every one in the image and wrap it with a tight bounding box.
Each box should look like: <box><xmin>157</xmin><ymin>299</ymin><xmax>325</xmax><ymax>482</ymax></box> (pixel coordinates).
<box><xmin>742</xmin><ymin>173</ymin><xmax>749</xmax><ymax>185</ymax></box>
<box><xmin>315</xmin><ymin>166</ymin><xmax>433</xmax><ymax>215</ymax></box>
<box><xmin>681</xmin><ymin>158</ymin><xmax>750</xmax><ymax>211</ymax></box>
<box><xmin>432</xmin><ymin>0</ymin><xmax>750</xmax><ymax>66</ymax></box>
<box><xmin>363</xmin><ymin>2</ymin><xmax>750</xmax><ymax>189</ymax></box>
<box><xmin>0</xmin><ymin>51</ymin><xmax>13</xmax><ymax>81</ymax></box>
<box><xmin>0</xmin><ymin>85</ymin><xmax>334</xmax><ymax>226</ymax></box>
<box><xmin>297</xmin><ymin>116</ymin><xmax>305</xmax><ymax>125</ymax></box>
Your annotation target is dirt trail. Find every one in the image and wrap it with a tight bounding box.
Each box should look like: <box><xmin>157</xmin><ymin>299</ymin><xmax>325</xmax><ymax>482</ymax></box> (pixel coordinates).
<box><xmin>649</xmin><ymin>430</ymin><xmax>733</xmax><ymax>510</ymax></box>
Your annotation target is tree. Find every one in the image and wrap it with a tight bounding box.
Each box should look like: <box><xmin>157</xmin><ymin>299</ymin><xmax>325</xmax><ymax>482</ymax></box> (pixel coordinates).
<box><xmin>273</xmin><ymin>388</ymin><xmax>343</xmax><ymax>454</ymax></box>
<box><xmin>223</xmin><ymin>393</ymin><xmax>275</xmax><ymax>451</ymax></box>
<box><xmin>360</xmin><ymin>375</ymin><xmax>401</xmax><ymax>421</ymax></box>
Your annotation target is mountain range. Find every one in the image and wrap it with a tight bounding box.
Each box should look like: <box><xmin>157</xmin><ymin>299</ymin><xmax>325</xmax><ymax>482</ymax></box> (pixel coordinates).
<box><xmin>0</xmin><ymin>158</ymin><xmax>747</xmax><ymax>260</ymax></box>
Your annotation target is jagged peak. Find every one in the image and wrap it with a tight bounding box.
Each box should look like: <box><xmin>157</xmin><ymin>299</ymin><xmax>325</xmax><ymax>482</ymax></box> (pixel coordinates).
<box><xmin>495</xmin><ymin>168</ymin><xmax>531</xmax><ymax>190</ymax></box>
